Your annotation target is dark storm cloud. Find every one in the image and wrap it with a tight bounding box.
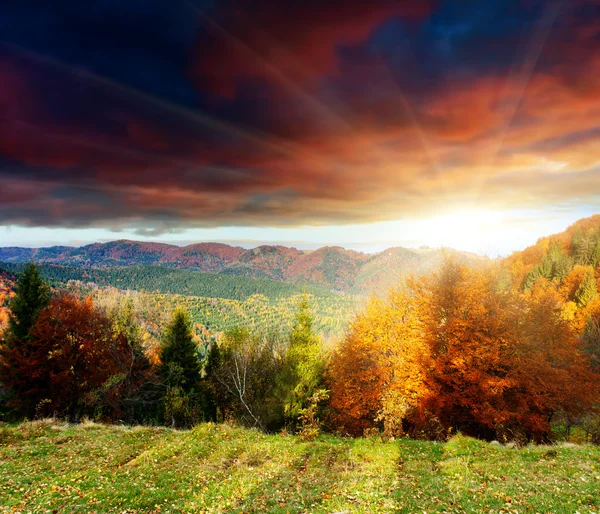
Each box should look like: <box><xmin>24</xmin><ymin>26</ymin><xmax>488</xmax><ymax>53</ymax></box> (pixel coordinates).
<box><xmin>1</xmin><ymin>0</ymin><xmax>600</xmax><ymax>230</ymax></box>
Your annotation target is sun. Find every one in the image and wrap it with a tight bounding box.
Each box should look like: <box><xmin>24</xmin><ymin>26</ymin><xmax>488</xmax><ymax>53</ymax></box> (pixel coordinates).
<box><xmin>423</xmin><ymin>209</ymin><xmax>507</xmax><ymax>251</ymax></box>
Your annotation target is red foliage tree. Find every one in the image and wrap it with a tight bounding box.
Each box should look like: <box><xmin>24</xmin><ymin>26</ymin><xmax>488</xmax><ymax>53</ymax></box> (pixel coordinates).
<box><xmin>1</xmin><ymin>294</ymin><xmax>133</xmax><ymax>420</ymax></box>
<box><xmin>503</xmin><ymin>287</ymin><xmax>600</xmax><ymax>441</ymax></box>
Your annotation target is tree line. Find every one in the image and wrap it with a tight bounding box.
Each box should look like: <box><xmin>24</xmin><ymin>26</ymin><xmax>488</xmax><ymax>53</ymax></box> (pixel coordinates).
<box><xmin>0</xmin><ymin>264</ymin><xmax>327</xmax><ymax>436</ymax></box>
<box><xmin>1</xmin><ymin>259</ymin><xmax>599</xmax><ymax>444</ymax></box>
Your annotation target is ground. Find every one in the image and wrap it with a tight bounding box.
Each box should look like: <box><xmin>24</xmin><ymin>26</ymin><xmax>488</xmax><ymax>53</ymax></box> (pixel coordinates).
<box><xmin>1</xmin><ymin>420</ymin><xmax>599</xmax><ymax>513</ymax></box>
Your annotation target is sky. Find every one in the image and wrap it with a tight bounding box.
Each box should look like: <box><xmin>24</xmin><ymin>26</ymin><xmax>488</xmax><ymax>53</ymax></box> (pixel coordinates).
<box><xmin>1</xmin><ymin>0</ymin><xmax>599</xmax><ymax>255</ymax></box>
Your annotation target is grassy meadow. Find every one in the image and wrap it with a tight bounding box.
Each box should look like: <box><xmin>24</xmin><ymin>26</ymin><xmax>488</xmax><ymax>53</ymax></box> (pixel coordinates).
<box><xmin>1</xmin><ymin>420</ymin><xmax>599</xmax><ymax>513</ymax></box>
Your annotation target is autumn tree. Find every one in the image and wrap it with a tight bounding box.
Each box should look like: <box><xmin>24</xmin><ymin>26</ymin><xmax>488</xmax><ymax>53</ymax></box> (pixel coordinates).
<box><xmin>1</xmin><ymin>294</ymin><xmax>131</xmax><ymax>420</ymax></box>
<box><xmin>558</xmin><ymin>265</ymin><xmax>591</xmax><ymax>303</ymax></box>
<box><xmin>327</xmin><ymin>290</ymin><xmax>421</xmax><ymax>436</ymax></box>
<box><xmin>408</xmin><ymin>260</ymin><xmax>524</xmax><ymax>440</ymax></box>
<box><xmin>96</xmin><ymin>299</ymin><xmax>158</xmax><ymax>423</ymax></box>
<box><xmin>505</xmin><ymin>287</ymin><xmax>600</xmax><ymax>441</ymax></box>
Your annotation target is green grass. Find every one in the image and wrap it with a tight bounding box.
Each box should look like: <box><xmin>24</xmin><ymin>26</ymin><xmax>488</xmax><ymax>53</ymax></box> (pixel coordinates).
<box><xmin>1</xmin><ymin>421</ymin><xmax>599</xmax><ymax>513</ymax></box>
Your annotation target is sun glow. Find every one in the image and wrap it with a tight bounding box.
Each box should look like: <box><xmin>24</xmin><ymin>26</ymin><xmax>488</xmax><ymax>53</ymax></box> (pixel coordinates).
<box><xmin>421</xmin><ymin>209</ymin><xmax>509</xmax><ymax>254</ymax></box>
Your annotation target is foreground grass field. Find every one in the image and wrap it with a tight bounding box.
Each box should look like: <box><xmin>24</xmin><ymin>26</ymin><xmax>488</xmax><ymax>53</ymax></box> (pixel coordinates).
<box><xmin>1</xmin><ymin>421</ymin><xmax>599</xmax><ymax>513</ymax></box>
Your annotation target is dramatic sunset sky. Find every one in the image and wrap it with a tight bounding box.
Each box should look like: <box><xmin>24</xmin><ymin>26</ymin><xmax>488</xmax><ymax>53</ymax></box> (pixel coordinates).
<box><xmin>1</xmin><ymin>0</ymin><xmax>599</xmax><ymax>254</ymax></box>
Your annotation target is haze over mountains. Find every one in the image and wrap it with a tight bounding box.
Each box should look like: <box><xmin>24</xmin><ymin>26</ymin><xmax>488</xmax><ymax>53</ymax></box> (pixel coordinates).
<box><xmin>0</xmin><ymin>241</ymin><xmax>484</xmax><ymax>296</ymax></box>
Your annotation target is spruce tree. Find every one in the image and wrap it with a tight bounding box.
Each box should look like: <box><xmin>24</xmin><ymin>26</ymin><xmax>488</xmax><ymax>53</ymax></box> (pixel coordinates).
<box><xmin>1</xmin><ymin>263</ymin><xmax>50</xmax><ymax>418</ymax></box>
<box><xmin>571</xmin><ymin>229</ymin><xmax>585</xmax><ymax>261</ymax></box>
<box><xmin>158</xmin><ymin>309</ymin><xmax>201</xmax><ymax>391</ymax></box>
<box><xmin>575</xmin><ymin>270</ymin><xmax>599</xmax><ymax>307</ymax></box>
<box><xmin>6</xmin><ymin>263</ymin><xmax>50</xmax><ymax>343</ymax></box>
<box><xmin>277</xmin><ymin>295</ymin><xmax>324</xmax><ymax>422</ymax></box>
<box><xmin>591</xmin><ymin>242</ymin><xmax>600</xmax><ymax>269</ymax></box>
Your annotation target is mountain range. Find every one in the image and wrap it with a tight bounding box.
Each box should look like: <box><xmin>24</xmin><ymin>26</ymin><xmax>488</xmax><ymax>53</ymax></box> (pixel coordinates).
<box><xmin>0</xmin><ymin>241</ymin><xmax>485</xmax><ymax>296</ymax></box>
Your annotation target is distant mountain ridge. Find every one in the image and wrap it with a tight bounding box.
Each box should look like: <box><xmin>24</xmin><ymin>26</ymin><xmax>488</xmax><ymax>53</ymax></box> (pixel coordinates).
<box><xmin>0</xmin><ymin>240</ymin><xmax>485</xmax><ymax>295</ymax></box>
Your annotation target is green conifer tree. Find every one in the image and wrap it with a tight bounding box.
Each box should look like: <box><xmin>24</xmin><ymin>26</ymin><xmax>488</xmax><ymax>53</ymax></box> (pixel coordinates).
<box><xmin>6</xmin><ymin>263</ymin><xmax>50</xmax><ymax>343</ymax></box>
<box><xmin>158</xmin><ymin>309</ymin><xmax>201</xmax><ymax>391</ymax></box>
<box><xmin>1</xmin><ymin>263</ymin><xmax>50</xmax><ymax>418</ymax></box>
<box><xmin>575</xmin><ymin>270</ymin><xmax>599</xmax><ymax>307</ymax></box>
<box><xmin>591</xmin><ymin>242</ymin><xmax>600</xmax><ymax>269</ymax></box>
<box><xmin>277</xmin><ymin>295</ymin><xmax>324</xmax><ymax>423</ymax></box>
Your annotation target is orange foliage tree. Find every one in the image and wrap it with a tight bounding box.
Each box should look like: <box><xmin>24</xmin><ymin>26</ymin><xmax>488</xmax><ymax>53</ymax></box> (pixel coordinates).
<box><xmin>328</xmin><ymin>258</ymin><xmax>600</xmax><ymax>442</ymax></box>
<box><xmin>502</xmin><ymin>286</ymin><xmax>600</xmax><ymax>440</ymax></box>
<box><xmin>409</xmin><ymin>261</ymin><xmax>522</xmax><ymax>440</ymax></box>
<box><xmin>327</xmin><ymin>290</ymin><xmax>422</xmax><ymax>436</ymax></box>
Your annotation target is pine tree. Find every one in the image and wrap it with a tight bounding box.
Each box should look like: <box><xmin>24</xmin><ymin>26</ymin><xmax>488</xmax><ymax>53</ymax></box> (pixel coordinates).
<box><xmin>572</xmin><ymin>229</ymin><xmax>596</xmax><ymax>265</ymax></box>
<box><xmin>1</xmin><ymin>263</ymin><xmax>51</xmax><ymax>418</ymax></box>
<box><xmin>158</xmin><ymin>309</ymin><xmax>201</xmax><ymax>391</ymax></box>
<box><xmin>278</xmin><ymin>295</ymin><xmax>324</xmax><ymax>423</ymax></box>
<box><xmin>527</xmin><ymin>244</ymin><xmax>572</xmax><ymax>288</ymax></box>
<box><xmin>571</xmin><ymin>229</ymin><xmax>585</xmax><ymax>261</ymax></box>
<box><xmin>591</xmin><ymin>242</ymin><xmax>600</xmax><ymax>269</ymax></box>
<box><xmin>6</xmin><ymin>263</ymin><xmax>50</xmax><ymax>342</ymax></box>
<box><xmin>575</xmin><ymin>270</ymin><xmax>598</xmax><ymax>307</ymax></box>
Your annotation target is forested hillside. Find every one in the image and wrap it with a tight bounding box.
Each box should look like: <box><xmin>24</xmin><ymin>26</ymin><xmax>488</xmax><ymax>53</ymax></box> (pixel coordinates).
<box><xmin>0</xmin><ymin>241</ymin><xmax>484</xmax><ymax>295</ymax></box>
<box><xmin>504</xmin><ymin>214</ymin><xmax>600</xmax><ymax>288</ymax></box>
<box><xmin>0</xmin><ymin>264</ymin><xmax>360</xmax><ymax>339</ymax></box>
<box><xmin>91</xmin><ymin>289</ymin><xmax>358</xmax><ymax>340</ymax></box>
<box><xmin>0</xmin><ymin>263</ymin><xmax>335</xmax><ymax>302</ymax></box>
<box><xmin>502</xmin><ymin>215</ymin><xmax>600</xmax><ymax>332</ymax></box>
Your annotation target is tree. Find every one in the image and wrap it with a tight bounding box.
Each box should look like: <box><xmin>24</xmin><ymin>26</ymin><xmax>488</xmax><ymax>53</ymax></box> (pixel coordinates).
<box><xmin>506</xmin><ymin>287</ymin><xmax>599</xmax><ymax>441</ymax></box>
<box><xmin>572</xmin><ymin>229</ymin><xmax>598</xmax><ymax>266</ymax></box>
<box><xmin>524</xmin><ymin>244</ymin><xmax>572</xmax><ymax>289</ymax></box>
<box><xmin>5</xmin><ymin>263</ymin><xmax>50</xmax><ymax>342</ymax></box>
<box><xmin>277</xmin><ymin>295</ymin><xmax>325</xmax><ymax>425</ymax></box>
<box><xmin>1</xmin><ymin>264</ymin><xmax>50</xmax><ymax>418</ymax></box>
<box><xmin>212</xmin><ymin>328</ymin><xmax>284</xmax><ymax>430</ymax></box>
<box><xmin>558</xmin><ymin>266</ymin><xmax>591</xmax><ymax>303</ymax></box>
<box><xmin>327</xmin><ymin>290</ymin><xmax>422</xmax><ymax>436</ymax></box>
<box><xmin>582</xmin><ymin>311</ymin><xmax>600</xmax><ymax>372</ymax></box>
<box><xmin>409</xmin><ymin>260</ymin><xmax>521</xmax><ymax>440</ymax></box>
<box><xmin>575</xmin><ymin>269</ymin><xmax>598</xmax><ymax>307</ymax></box>
<box><xmin>591</xmin><ymin>242</ymin><xmax>600</xmax><ymax>269</ymax></box>
<box><xmin>1</xmin><ymin>294</ymin><xmax>129</xmax><ymax>420</ymax></box>
<box><xmin>158</xmin><ymin>308</ymin><xmax>215</xmax><ymax>427</ymax></box>
<box><xmin>158</xmin><ymin>309</ymin><xmax>201</xmax><ymax>391</ymax></box>
<box><xmin>99</xmin><ymin>298</ymin><xmax>158</xmax><ymax>424</ymax></box>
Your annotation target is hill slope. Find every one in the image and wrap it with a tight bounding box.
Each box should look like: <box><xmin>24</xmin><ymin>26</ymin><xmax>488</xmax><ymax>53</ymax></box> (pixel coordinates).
<box><xmin>1</xmin><ymin>421</ymin><xmax>598</xmax><ymax>513</ymax></box>
<box><xmin>502</xmin><ymin>214</ymin><xmax>600</xmax><ymax>291</ymax></box>
<box><xmin>0</xmin><ymin>263</ymin><xmax>338</xmax><ymax>302</ymax></box>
